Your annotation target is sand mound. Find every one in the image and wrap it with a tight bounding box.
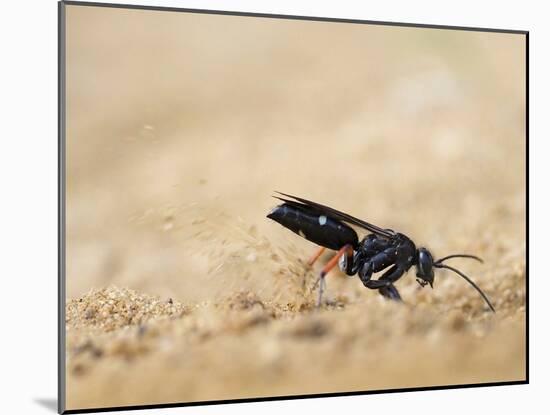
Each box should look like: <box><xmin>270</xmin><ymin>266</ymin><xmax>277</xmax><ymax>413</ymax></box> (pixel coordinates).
<box><xmin>65</xmin><ymin>280</ymin><xmax>525</xmax><ymax>409</ymax></box>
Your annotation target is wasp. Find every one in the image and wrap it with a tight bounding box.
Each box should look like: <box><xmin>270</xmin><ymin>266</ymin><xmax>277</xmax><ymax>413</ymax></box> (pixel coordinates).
<box><xmin>267</xmin><ymin>192</ymin><xmax>495</xmax><ymax>312</ymax></box>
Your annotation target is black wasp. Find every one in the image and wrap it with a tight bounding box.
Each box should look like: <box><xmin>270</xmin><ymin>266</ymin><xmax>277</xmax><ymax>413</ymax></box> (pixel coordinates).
<box><xmin>267</xmin><ymin>192</ymin><xmax>495</xmax><ymax>312</ymax></box>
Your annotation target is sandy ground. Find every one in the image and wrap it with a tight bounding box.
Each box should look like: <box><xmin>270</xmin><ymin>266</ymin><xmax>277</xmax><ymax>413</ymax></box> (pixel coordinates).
<box><xmin>64</xmin><ymin>5</ymin><xmax>526</xmax><ymax>411</ymax></box>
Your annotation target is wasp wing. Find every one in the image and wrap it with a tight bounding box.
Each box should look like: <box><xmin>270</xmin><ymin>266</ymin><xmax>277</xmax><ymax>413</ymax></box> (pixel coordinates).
<box><xmin>274</xmin><ymin>192</ymin><xmax>395</xmax><ymax>239</ymax></box>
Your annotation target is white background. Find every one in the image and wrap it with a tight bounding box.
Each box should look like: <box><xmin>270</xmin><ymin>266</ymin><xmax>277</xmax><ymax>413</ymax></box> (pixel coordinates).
<box><xmin>0</xmin><ymin>0</ymin><xmax>542</xmax><ymax>414</ymax></box>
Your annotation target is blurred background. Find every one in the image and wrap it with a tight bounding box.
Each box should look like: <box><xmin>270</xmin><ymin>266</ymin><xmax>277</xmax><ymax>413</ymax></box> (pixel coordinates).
<box><xmin>65</xmin><ymin>4</ymin><xmax>526</xmax><ymax>409</ymax></box>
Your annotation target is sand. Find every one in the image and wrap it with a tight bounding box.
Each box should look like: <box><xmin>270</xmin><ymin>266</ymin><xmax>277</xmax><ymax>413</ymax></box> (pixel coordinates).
<box><xmin>63</xmin><ymin>5</ymin><xmax>526</xmax><ymax>411</ymax></box>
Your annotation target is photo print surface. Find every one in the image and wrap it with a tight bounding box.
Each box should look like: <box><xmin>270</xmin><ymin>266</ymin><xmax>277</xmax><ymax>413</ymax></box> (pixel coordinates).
<box><xmin>60</xmin><ymin>2</ymin><xmax>527</xmax><ymax>412</ymax></box>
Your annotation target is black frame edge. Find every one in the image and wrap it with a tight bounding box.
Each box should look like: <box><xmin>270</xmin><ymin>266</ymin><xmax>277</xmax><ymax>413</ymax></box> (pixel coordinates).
<box><xmin>64</xmin><ymin>381</ymin><xmax>528</xmax><ymax>414</ymax></box>
<box><xmin>58</xmin><ymin>1</ymin><xmax>67</xmax><ymax>414</ymax></box>
<box><xmin>62</xmin><ymin>0</ymin><xmax>528</xmax><ymax>35</ymax></box>
<box><xmin>525</xmin><ymin>31</ymin><xmax>529</xmax><ymax>384</ymax></box>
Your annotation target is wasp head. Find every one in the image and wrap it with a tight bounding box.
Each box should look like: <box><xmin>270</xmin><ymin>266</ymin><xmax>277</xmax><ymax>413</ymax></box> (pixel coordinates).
<box><xmin>415</xmin><ymin>249</ymin><xmax>494</xmax><ymax>312</ymax></box>
<box><xmin>416</xmin><ymin>247</ymin><xmax>434</xmax><ymax>288</ymax></box>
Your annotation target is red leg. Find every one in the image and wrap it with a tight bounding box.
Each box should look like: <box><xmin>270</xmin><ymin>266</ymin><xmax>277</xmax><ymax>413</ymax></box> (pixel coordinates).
<box><xmin>320</xmin><ymin>245</ymin><xmax>353</xmax><ymax>277</ymax></box>
<box><xmin>316</xmin><ymin>244</ymin><xmax>353</xmax><ymax>307</ymax></box>
<box><xmin>307</xmin><ymin>246</ymin><xmax>326</xmax><ymax>266</ymax></box>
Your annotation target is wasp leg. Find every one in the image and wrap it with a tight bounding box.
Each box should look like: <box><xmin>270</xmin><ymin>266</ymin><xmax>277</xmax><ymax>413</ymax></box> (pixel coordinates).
<box><xmin>340</xmin><ymin>249</ymin><xmax>362</xmax><ymax>276</ymax></box>
<box><xmin>317</xmin><ymin>276</ymin><xmax>326</xmax><ymax>308</ymax></box>
<box><xmin>358</xmin><ymin>249</ymin><xmax>406</xmax><ymax>302</ymax></box>
<box><xmin>363</xmin><ymin>265</ymin><xmax>405</xmax><ymax>289</ymax></box>
<box><xmin>358</xmin><ymin>261</ymin><xmax>374</xmax><ymax>284</ymax></box>
<box><xmin>307</xmin><ymin>246</ymin><xmax>326</xmax><ymax>266</ymax></box>
<box><xmin>357</xmin><ymin>249</ymin><xmax>396</xmax><ymax>287</ymax></box>
<box><xmin>379</xmin><ymin>284</ymin><xmax>402</xmax><ymax>301</ymax></box>
<box><xmin>315</xmin><ymin>244</ymin><xmax>354</xmax><ymax>307</ymax></box>
<box><xmin>375</xmin><ymin>265</ymin><xmax>405</xmax><ymax>301</ymax></box>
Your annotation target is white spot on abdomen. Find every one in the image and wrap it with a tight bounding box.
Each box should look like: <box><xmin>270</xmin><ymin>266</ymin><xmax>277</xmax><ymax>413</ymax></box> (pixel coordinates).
<box><xmin>298</xmin><ymin>230</ymin><xmax>306</xmax><ymax>237</ymax></box>
<box><xmin>318</xmin><ymin>215</ymin><xmax>327</xmax><ymax>226</ymax></box>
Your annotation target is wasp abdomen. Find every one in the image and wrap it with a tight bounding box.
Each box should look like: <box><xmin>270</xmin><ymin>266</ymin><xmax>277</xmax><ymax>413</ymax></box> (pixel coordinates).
<box><xmin>267</xmin><ymin>203</ymin><xmax>359</xmax><ymax>250</ymax></box>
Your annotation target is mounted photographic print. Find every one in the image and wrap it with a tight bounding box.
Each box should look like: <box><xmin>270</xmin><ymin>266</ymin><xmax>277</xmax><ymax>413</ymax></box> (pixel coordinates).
<box><xmin>58</xmin><ymin>1</ymin><xmax>528</xmax><ymax>413</ymax></box>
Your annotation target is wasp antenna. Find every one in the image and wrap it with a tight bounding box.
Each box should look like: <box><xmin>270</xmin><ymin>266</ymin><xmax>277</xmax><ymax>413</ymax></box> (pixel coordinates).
<box><xmin>434</xmin><ymin>263</ymin><xmax>495</xmax><ymax>313</ymax></box>
<box><xmin>434</xmin><ymin>254</ymin><xmax>484</xmax><ymax>265</ymax></box>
